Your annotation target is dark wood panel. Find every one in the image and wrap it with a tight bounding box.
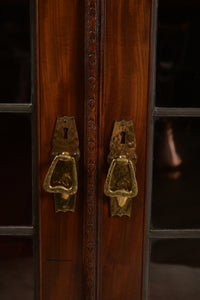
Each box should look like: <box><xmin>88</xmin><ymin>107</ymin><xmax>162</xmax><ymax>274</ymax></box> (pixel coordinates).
<box><xmin>44</xmin><ymin>261</ymin><xmax>82</xmax><ymax>299</ymax></box>
<box><xmin>100</xmin><ymin>0</ymin><xmax>151</xmax><ymax>299</ymax></box>
<box><xmin>37</xmin><ymin>0</ymin><xmax>84</xmax><ymax>299</ymax></box>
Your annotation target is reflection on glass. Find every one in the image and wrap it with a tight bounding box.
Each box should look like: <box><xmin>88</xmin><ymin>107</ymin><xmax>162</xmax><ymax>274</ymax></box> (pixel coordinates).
<box><xmin>150</xmin><ymin>239</ymin><xmax>200</xmax><ymax>300</ymax></box>
<box><xmin>152</xmin><ymin>118</ymin><xmax>200</xmax><ymax>229</ymax></box>
<box><xmin>0</xmin><ymin>1</ymin><xmax>30</xmax><ymax>102</ymax></box>
<box><xmin>0</xmin><ymin>237</ymin><xmax>34</xmax><ymax>299</ymax></box>
<box><xmin>0</xmin><ymin>114</ymin><xmax>32</xmax><ymax>225</ymax></box>
<box><xmin>156</xmin><ymin>1</ymin><xmax>200</xmax><ymax>107</ymax></box>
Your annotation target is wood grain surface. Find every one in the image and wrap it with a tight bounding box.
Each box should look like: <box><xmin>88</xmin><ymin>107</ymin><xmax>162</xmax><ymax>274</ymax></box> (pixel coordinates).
<box><xmin>100</xmin><ymin>0</ymin><xmax>151</xmax><ymax>298</ymax></box>
<box><xmin>37</xmin><ymin>0</ymin><xmax>152</xmax><ymax>298</ymax></box>
<box><xmin>37</xmin><ymin>0</ymin><xmax>84</xmax><ymax>299</ymax></box>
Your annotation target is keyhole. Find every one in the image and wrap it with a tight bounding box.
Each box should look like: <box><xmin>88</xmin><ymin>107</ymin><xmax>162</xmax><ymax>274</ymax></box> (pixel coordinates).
<box><xmin>64</xmin><ymin>127</ymin><xmax>68</xmax><ymax>139</ymax></box>
<box><xmin>120</xmin><ymin>131</ymin><xmax>126</xmax><ymax>144</ymax></box>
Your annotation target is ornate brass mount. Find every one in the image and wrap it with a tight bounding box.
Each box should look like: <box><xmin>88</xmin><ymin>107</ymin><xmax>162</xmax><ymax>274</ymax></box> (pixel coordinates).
<box><xmin>43</xmin><ymin>116</ymin><xmax>80</xmax><ymax>212</ymax></box>
<box><xmin>104</xmin><ymin>120</ymin><xmax>138</xmax><ymax>217</ymax></box>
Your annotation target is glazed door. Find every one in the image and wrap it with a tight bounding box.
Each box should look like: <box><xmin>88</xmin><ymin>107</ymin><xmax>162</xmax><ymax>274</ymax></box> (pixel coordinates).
<box><xmin>38</xmin><ymin>0</ymin><xmax>151</xmax><ymax>299</ymax></box>
<box><xmin>2</xmin><ymin>0</ymin><xmax>200</xmax><ymax>299</ymax></box>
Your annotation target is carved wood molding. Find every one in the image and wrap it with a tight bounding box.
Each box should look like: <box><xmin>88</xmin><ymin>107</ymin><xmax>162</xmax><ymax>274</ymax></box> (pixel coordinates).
<box><xmin>83</xmin><ymin>0</ymin><xmax>100</xmax><ymax>299</ymax></box>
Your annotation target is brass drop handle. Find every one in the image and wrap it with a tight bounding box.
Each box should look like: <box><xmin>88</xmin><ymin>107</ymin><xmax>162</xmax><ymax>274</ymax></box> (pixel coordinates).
<box><xmin>43</xmin><ymin>116</ymin><xmax>80</xmax><ymax>213</ymax></box>
<box><xmin>104</xmin><ymin>120</ymin><xmax>138</xmax><ymax>217</ymax></box>
<box><xmin>104</xmin><ymin>155</ymin><xmax>138</xmax><ymax>198</ymax></box>
<box><xmin>43</xmin><ymin>152</ymin><xmax>78</xmax><ymax>195</ymax></box>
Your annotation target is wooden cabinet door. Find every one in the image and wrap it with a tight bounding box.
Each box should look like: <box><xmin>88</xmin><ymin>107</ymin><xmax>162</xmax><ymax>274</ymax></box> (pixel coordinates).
<box><xmin>37</xmin><ymin>0</ymin><xmax>151</xmax><ymax>299</ymax></box>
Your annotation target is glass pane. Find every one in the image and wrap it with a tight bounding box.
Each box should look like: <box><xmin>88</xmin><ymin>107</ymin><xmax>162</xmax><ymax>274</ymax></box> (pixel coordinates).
<box><xmin>0</xmin><ymin>1</ymin><xmax>30</xmax><ymax>102</ymax></box>
<box><xmin>150</xmin><ymin>239</ymin><xmax>200</xmax><ymax>300</ymax></box>
<box><xmin>152</xmin><ymin>118</ymin><xmax>200</xmax><ymax>229</ymax></box>
<box><xmin>0</xmin><ymin>114</ymin><xmax>32</xmax><ymax>225</ymax></box>
<box><xmin>0</xmin><ymin>237</ymin><xmax>34</xmax><ymax>299</ymax></box>
<box><xmin>156</xmin><ymin>1</ymin><xmax>200</xmax><ymax>107</ymax></box>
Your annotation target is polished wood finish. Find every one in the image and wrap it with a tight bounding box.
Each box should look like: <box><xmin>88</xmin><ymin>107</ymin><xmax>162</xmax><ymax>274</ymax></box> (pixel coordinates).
<box><xmin>37</xmin><ymin>0</ymin><xmax>152</xmax><ymax>298</ymax></box>
<box><xmin>37</xmin><ymin>0</ymin><xmax>84</xmax><ymax>299</ymax></box>
<box><xmin>100</xmin><ymin>0</ymin><xmax>151</xmax><ymax>298</ymax></box>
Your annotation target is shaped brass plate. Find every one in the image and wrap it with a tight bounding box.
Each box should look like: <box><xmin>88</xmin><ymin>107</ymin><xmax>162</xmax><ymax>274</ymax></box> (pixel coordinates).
<box><xmin>104</xmin><ymin>120</ymin><xmax>138</xmax><ymax>217</ymax></box>
<box><xmin>43</xmin><ymin>116</ymin><xmax>80</xmax><ymax>212</ymax></box>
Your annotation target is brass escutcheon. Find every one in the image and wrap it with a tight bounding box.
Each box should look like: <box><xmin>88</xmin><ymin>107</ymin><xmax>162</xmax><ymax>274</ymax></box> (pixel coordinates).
<box><xmin>104</xmin><ymin>120</ymin><xmax>138</xmax><ymax>217</ymax></box>
<box><xmin>43</xmin><ymin>116</ymin><xmax>80</xmax><ymax>212</ymax></box>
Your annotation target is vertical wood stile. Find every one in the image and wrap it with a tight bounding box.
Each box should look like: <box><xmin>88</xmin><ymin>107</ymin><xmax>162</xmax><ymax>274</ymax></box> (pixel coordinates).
<box><xmin>83</xmin><ymin>0</ymin><xmax>100</xmax><ymax>299</ymax></box>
